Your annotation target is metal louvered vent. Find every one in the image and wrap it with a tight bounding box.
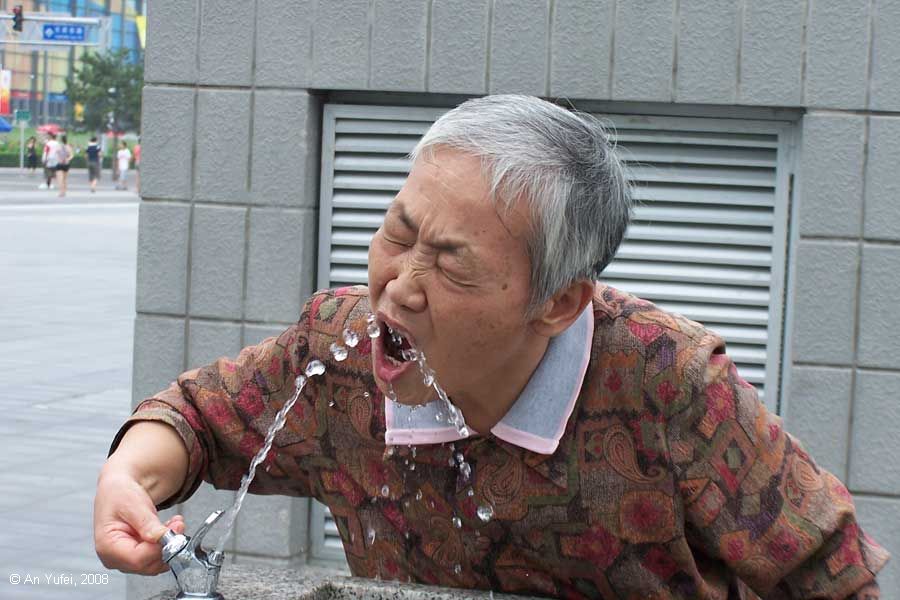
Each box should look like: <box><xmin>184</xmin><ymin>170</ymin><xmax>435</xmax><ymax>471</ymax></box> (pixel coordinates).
<box><xmin>314</xmin><ymin>103</ymin><xmax>794</xmax><ymax>562</ymax></box>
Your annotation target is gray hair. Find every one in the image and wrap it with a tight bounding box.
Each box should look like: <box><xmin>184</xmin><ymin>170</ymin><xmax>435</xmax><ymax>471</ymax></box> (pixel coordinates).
<box><xmin>410</xmin><ymin>94</ymin><xmax>632</xmax><ymax>315</ymax></box>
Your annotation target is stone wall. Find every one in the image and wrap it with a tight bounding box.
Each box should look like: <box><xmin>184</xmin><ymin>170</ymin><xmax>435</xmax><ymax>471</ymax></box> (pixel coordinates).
<box><xmin>132</xmin><ymin>1</ymin><xmax>900</xmax><ymax>597</ymax></box>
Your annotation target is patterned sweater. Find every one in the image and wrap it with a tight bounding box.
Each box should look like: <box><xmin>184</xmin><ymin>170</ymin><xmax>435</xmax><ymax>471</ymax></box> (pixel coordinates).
<box><xmin>112</xmin><ymin>285</ymin><xmax>888</xmax><ymax>599</ymax></box>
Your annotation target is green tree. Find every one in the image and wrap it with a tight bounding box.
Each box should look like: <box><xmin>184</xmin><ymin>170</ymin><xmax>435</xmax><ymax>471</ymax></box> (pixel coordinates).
<box><xmin>67</xmin><ymin>49</ymin><xmax>143</xmax><ymax>132</ymax></box>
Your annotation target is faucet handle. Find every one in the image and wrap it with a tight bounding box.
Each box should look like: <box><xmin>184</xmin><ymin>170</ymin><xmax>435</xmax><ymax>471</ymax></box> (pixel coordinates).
<box><xmin>186</xmin><ymin>509</ymin><xmax>225</xmax><ymax>554</ymax></box>
<box><xmin>159</xmin><ymin>530</ymin><xmax>188</xmax><ymax>564</ymax></box>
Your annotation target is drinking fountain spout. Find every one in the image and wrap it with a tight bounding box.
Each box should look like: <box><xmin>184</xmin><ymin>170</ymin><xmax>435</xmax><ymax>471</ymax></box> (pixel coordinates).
<box><xmin>159</xmin><ymin>510</ymin><xmax>226</xmax><ymax>600</ymax></box>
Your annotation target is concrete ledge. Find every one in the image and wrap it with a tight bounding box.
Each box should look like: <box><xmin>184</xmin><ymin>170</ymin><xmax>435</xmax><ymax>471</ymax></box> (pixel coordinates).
<box><xmin>149</xmin><ymin>564</ymin><xmax>536</xmax><ymax>599</ymax></box>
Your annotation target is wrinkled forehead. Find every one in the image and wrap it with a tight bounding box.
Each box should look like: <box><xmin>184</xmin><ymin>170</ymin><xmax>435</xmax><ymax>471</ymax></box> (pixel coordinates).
<box><xmin>410</xmin><ymin>147</ymin><xmax>535</xmax><ymax>240</ymax></box>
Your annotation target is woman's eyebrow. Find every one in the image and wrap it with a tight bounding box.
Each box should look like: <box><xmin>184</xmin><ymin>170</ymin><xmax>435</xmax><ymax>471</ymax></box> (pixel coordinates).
<box><xmin>395</xmin><ymin>202</ymin><xmax>474</xmax><ymax>260</ymax></box>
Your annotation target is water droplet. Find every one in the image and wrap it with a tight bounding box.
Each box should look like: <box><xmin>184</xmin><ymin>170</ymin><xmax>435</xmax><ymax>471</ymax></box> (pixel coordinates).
<box><xmin>455</xmin><ymin>452</ymin><xmax>464</xmax><ymax>464</ymax></box>
<box><xmin>448</xmin><ymin>456</ymin><xmax>456</xmax><ymax>467</ymax></box>
<box><xmin>328</xmin><ymin>400</ymin><xmax>335</xmax><ymax>407</ymax></box>
<box><xmin>294</xmin><ymin>374</ymin><xmax>307</xmax><ymax>389</ymax></box>
<box><xmin>265</xmin><ymin>464</ymin><xmax>271</xmax><ymax>472</ymax></box>
<box><xmin>364</xmin><ymin>392</ymin><xmax>370</xmax><ymax>398</ymax></box>
<box><xmin>381</xmin><ymin>484</ymin><xmax>390</xmax><ymax>497</ymax></box>
<box><xmin>330</xmin><ymin>342</ymin><xmax>348</xmax><ymax>362</ymax></box>
<box><xmin>342</xmin><ymin>328</ymin><xmax>360</xmax><ymax>348</ymax></box>
<box><xmin>366</xmin><ymin>322</ymin><xmax>381</xmax><ymax>338</ymax></box>
<box><xmin>422</xmin><ymin>370</ymin><xmax>435</xmax><ymax>387</ymax></box>
<box><xmin>404</xmin><ymin>531</ymin><xmax>410</xmax><ymax>539</ymax></box>
<box><xmin>415</xmin><ymin>489</ymin><xmax>423</xmax><ymax>501</ymax></box>
<box><xmin>452</xmin><ymin>516</ymin><xmax>462</xmax><ymax>528</ymax></box>
<box><xmin>411</xmin><ymin>447</ymin><xmax>417</xmax><ymax>458</ymax></box>
<box><xmin>366</xmin><ymin>527</ymin><xmax>376</xmax><ymax>546</ymax></box>
<box><xmin>367</xmin><ymin>313</ymin><xmax>377</xmax><ymax>324</ymax></box>
<box><xmin>467</xmin><ymin>489</ymin><xmax>474</xmax><ymax>497</ymax></box>
<box><xmin>385</xmin><ymin>445</ymin><xmax>395</xmax><ymax>457</ymax></box>
<box><xmin>305</xmin><ymin>360</ymin><xmax>326</xmax><ymax>377</ymax></box>
<box><xmin>477</xmin><ymin>504</ymin><xmax>494</xmax><ymax>523</ymax></box>
<box><xmin>436</xmin><ymin>413</ymin><xmax>444</xmax><ymax>422</ymax></box>
<box><xmin>458</xmin><ymin>462</ymin><xmax>472</xmax><ymax>481</ymax></box>
<box><xmin>409</xmin><ymin>463</ymin><xmax>415</xmax><ymax>471</ymax></box>
<box><xmin>453</xmin><ymin>564</ymin><xmax>462</xmax><ymax>575</ymax></box>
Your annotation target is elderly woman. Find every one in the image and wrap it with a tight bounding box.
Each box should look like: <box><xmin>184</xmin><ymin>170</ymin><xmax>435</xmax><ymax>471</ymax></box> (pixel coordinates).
<box><xmin>94</xmin><ymin>95</ymin><xmax>886</xmax><ymax>598</ymax></box>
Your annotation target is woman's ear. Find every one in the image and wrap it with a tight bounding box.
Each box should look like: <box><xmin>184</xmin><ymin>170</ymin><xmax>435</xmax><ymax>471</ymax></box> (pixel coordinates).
<box><xmin>529</xmin><ymin>280</ymin><xmax>595</xmax><ymax>337</ymax></box>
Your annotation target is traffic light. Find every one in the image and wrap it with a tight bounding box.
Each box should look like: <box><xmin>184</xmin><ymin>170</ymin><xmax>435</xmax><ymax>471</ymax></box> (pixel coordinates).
<box><xmin>12</xmin><ymin>5</ymin><xmax>23</xmax><ymax>32</ymax></box>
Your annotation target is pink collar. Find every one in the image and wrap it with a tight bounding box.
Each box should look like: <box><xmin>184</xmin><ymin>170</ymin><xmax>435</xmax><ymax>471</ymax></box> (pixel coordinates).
<box><xmin>384</xmin><ymin>305</ymin><xmax>593</xmax><ymax>455</ymax></box>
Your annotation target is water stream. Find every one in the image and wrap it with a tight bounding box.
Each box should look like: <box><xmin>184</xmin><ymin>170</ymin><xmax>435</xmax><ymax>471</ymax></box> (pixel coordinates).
<box><xmin>212</xmin><ymin>359</ymin><xmax>325</xmax><ymax>554</ymax></box>
<box><xmin>210</xmin><ymin>315</ymin><xmax>487</xmax><ymax>557</ymax></box>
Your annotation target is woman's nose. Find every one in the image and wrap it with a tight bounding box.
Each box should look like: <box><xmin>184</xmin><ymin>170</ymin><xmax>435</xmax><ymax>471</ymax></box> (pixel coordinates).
<box><xmin>384</xmin><ymin>269</ymin><xmax>427</xmax><ymax>313</ymax></box>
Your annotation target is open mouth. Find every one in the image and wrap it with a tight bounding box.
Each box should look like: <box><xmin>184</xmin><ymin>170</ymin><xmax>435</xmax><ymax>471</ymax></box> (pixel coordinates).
<box><xmin>382</xmin><ymin>323</ymin><xmax>415</xmax><ymax>365</ymax></box>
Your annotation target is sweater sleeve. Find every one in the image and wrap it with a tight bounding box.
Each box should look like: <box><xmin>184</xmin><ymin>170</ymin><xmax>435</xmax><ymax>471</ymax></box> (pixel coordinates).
<box><xmin>108</xmin><ymin>300</ymin><xmax>322</xmax><ymax>510</ymax></box>
<box><xmin>669</xmin><ymin>335</ymin><xmax>889</xmax><ymax>599</ymax></box>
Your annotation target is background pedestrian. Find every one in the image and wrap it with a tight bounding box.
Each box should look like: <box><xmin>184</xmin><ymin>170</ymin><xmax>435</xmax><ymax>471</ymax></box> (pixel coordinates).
<box><xmin>55</xmin><ymin>134</ymin><xmax>73</xmax><ymax>198</ymax></box>
<box><xmin>25</xmin><ymin>137</ymin><xmax>38</xmax><ymax>173</ymax></box>
<box><xmin>115</xmin><ymin>141</ymin><xmax>131</xmax><ymax>191</ymax></box>
<box><xmin>41</xmin><ymin>134</ymin><xmax>59</xmax><ymax>190</ymax></box>
<box><xmin>86</xmin><ymin>136</ymin><xmax>102</xmax><ymax>193</ymax></box>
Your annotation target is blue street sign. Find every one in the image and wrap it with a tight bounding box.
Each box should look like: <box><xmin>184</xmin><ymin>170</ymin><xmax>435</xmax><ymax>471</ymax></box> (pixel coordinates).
<box><xmin>42</xmin><ymin>23</ymin><xmax>86</xmax><ymax>42</ymax></box>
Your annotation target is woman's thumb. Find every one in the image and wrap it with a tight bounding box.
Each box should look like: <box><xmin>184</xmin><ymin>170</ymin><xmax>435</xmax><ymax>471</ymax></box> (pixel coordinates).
<box><xmin>128</xmin><ymin>505</ymin><xmax>169</xmax><ymax>543</ymax></box>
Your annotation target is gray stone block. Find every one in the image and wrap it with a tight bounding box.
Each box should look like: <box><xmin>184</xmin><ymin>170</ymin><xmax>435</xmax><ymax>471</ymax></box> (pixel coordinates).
<box><xmin>785</xmin><ymin>366</ymin><xmax>852</xmax><ymax>482</ymax></box>
<box><xmin>189</xmin><ymin>205</ymin><xmax>247</xmax><ymax>320</ymax></box>
<box><xmin>188</xmin><ymin>320</ymin><xmax>243</xmax><ymax>368</ymax></box>
<box><xmin>246</xmin><ymin>208</ymin><xmax>316</xmax><ymax>323</ymax></box>
<box><xmin>312</xmin><ymin>0</ymin><xmax>370</xmax><ymax>90</ymax></box>
<box><xmin>136</xmin><ymin>201</ymin><xmax>191</xmax><ymax>315</ymax></box>
<box><xmin>234</xmin><ymin>495</ymin><xmax>310</xmax><ymax>558</ymax></box>
<box><xmin>250</xmin><ymin>90</ymin><xmax>321</xmax><ymax>208</ymax></box>
<box><xmin>870</xmin><ymin>0</ymin><xmax>900</xmax><ymax>111</ymax></box>
<box><xmin>612</xmin><ymin>0</ymin><xmax>674</xmax><ymax>101</ymax></box>
<box><xmin>857</xmin><ymin>245</ymin><xmax>900</xmax><ymax>369</ymax></box>
<box><xmin>195</xmin><ymin>90</ymin><xmax>251</xmax><ymax>204</ymax></box>
<box><xmin>799</xmin><ymin>114</ymin><xmax>865</xmax><ymax>237</ymax></box>
<box><xmin>739</xmin><ymin>0</ymin><xmax>803</xmax><ymax>105</ymax></box>
<box><xmin>489</xmin><ymin>0</ymin><xmax>549</xmax><ymax>95</ymax></box>
<box><xmin>676</xmin><ymin>0</ymin><xmax>739</xmax><ymax>104</ymax></box>
<box><xmin>371</xmin><ymin>0</ymin><xmax>428</xmax><ymax>91</ymax></box>
<box><xmin>144</xmin><ymin>0</ymin><xmax>198</xmax><ymax>85</ymax></box>
<box><xmin>791</xmin><ymin>241</ymin><xmax>858</xmax><ymax>365</ymax></box>
<box><xmin>198</xmin><ymin>0</ymin><xmax>254</xmax><ymax>87</ymax></box>
<box><xmin>850</xmin><ymin>371</ymin><xmax>900</xmax><ymax>495</ymax></box>
<box><xmin>133</xmin><ymin>314</ymin><xmax>185</xmax><ymax>404</ymax></box>
<box><xmin>140</xmin><ymin>86</ymin><xmax>195</xmax><ymax>201</ymax></box>
<box><xmin>181</xmin><ymin>482</ymin><xmax>236</xmax><ymax>553</ymax></box>
<box><xmin>864</xmin><ymin>117</ymin><xmax>900</xmax><ymax>241</ymax></box>
<box><xmin>854</xmin><ymin>496</ymin><xmax>900</xmax><ymax>596</ymax></box>
<box><xmin>804</xmin><ymin>0</ymin><xmax>870</xmax><ymax>110</ymax></box>
<box><xmin>245</xmin><ymin>324</ymin><xmax>291</xmax><ymax>347</ymax></box>
<box><xmin>429</xmin><ymin>0</ymin><xmax>489</xmax><ymax>94</ymax></box>
<box><xmin>255</xmin><ymin>0</ymin><xmax>312</xmax><ymax>88</ymax></box>
<box><xmin>550</xmin><ymin>0</ymin><xmax>612</xmax><ymax>99</ymax></box>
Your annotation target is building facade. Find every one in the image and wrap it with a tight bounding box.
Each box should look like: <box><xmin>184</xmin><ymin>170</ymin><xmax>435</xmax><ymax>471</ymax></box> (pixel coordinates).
<box><xmin>132</xmin><ymin>1</ymin><xmax>900</xmax><ymax>597</ymax></box>
<box><xmin>0</xmin><ymin>0</ymin><xmax>144</xmax><ymax>123</ymax></box>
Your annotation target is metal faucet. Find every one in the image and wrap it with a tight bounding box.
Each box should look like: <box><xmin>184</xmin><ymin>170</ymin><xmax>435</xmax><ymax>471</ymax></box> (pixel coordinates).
<box><xmin>159</xmin><ymin>510</ymin><xmax>226</xmax><ymax>600</ymax></box>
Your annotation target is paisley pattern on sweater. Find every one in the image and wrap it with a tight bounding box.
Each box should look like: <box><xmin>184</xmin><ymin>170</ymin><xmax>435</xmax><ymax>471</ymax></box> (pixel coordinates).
<box><xmin>112</xmin><ymin>285</ymin><xmax>888</xmax><ymax>599</ymax></box>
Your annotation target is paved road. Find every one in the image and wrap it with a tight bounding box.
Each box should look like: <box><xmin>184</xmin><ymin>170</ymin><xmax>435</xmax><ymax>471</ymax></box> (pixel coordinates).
<box><xmin>0</xmin><ymin>171</ymin><xmax>139</xmax><ymax>599</ymax></box>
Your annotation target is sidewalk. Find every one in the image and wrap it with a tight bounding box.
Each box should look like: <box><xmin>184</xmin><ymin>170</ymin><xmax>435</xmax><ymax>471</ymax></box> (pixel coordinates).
<box><xmin>0</xmin><ymin>200</ymin><xmax>138</xmax><ymax>599</ymax></box>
